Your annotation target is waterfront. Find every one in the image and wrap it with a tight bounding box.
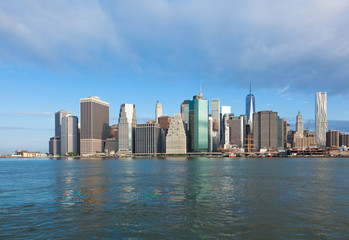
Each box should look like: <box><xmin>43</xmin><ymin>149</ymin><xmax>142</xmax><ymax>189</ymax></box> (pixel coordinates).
<box><xmin>1</xmin><ymin>157</ymin><xmax>349</xmax><ymax>239</ymax></box>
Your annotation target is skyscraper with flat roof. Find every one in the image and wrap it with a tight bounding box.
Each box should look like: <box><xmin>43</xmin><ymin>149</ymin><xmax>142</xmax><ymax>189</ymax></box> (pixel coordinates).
<box><xmin>55</xmin><ymin>110</ymin><xmax>71</xmax><ymax>138</ymax></box>
<box><xmin>155</xmin><ymin>101</ymin><xmax>162</xmax><ymax>123</ymax></box>
<box><xmin>211</xmin><ymin>99</ymin><xmax>220</xmax><ymax>151</ymax></box>
<box><xmin>253</xmin><ymin>111</ymin><xmax>278</xmax><ymax>151</ymax></box>
<box><xmin>166</xmin><ymin>114</ymin><xmax>187</xmax><ymax>154</ymax></box>
<box><xmin>189</xmin><ymin>90</ymin><xmax>208</xmax><ymax>152</ymax></box>
<box><xmin>316</xmin><ymin>92</ymin><xmax>327</xmax><ymax>147</ymax></box>
<box><xmin>117</xmin><ymin>104</ymin><xmax>137</xmax><ymax>153</ymax></box>
<box><xmin>61</xmin><ymin>114</ymin><xmax>79</xmax><ymax>155</ymax></box>
<box><xmin>80</xmin><ymin>96</ymin><xmax>109</xmax><ymax>155</ymax></box>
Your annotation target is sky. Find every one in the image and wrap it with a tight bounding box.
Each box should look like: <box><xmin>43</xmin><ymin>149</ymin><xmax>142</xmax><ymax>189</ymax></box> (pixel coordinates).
<box><xmin>1</xmin><ymin>0</ymin><xmax>349</xmax><ymax>154</ymax></box>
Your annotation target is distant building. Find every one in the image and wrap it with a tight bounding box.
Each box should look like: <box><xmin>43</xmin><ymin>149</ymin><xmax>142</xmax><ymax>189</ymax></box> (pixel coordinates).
<box><xmin>49</xmin><ymin>136</ymin><xmax>60</xmax><ymax>155</ymax></box>
<box><xmin>326</xmin><ymin>130</ymin><xmax>339</xmax><ymax>148</ymax></box>
<box><xmin>340</xmin><ymin>133</ymin><xmax>349</xmax><ymax>147</ymax></box>
<box><xmin>316</xmin><ymin>92</ymin><xmax>327</xmax><ymax>147</ymax></box>
<box><xmin>55</xmin><ymin>110</ymin><xmax>71</xmax><ymax>138</ymax></box>
<box><xmin>134</xmin><ymin>123</ymin><xmax>164</xmax><ymax>154</ymax></box>
<box><xmin>155</xmin><ymin>101</ymin><xmax>163</xmax><ymax>123</ymax></box>
<box><xmin>189</xmin><ymin>90</ymin><xmax>208</xmax><ymax>152</ymax></box>
<box><xmin>158</xmin><ymin>116</ymin><xmax>173</xmax><ymax>133</ymax></box>
<box><xmin>104</xmin><ymin>138</ymin><xmax>118</xmax><ymax>153</ymax></box>
<box><xmin>117</xmin><ymin>104</ymin><xmax>137</xmax><ymax>154</ymax></box>
<box><xmin>253</xmin><ymin>111</ymin><xmax>278</xmax><ymax>151</ymax></box>
<box><xmin>227</xmin><ymin>115</ymin><xmax>246</xmax><ymax>148</ymax></box>
<box><xmin>109</xmin><ymin>125</ymin><xmax>118</xmax><ymax>138</ymax></box>
<box><xmin>220</xmin><ymin>106</ymin><xmax>231</xmax><ymax>145</ymax></box>
<box><xmin>278</xmin><ymin>117</ymin><xmax>287</xmax><ymax>151</ymax></box>
<box><xmin>296</xmin><ymin>111</ymin><xmax>303</xmax><ymax>137</ymax></box>
<box><xmin>245</xmin><ymin>82</ymin><xmax>255</xmax><ymax>126</ymax></box>
<box><xmin>211</xmin><ymin>99</ymin><xmax>220</xmax><ymax>151</ymax></box>
<box><xmin>80</xmin><ymin>96</ymin><xmax>109</xmax><ymax>155</ymax></box>
<box><xmin>166</xmin><ymin>114</ymin><xmax>187</xmax><ymax>154</ymax></box>
<box><xmin>61</xmin><ymin>114</ymin><xmax>79</xmax><ymax>155</ymax></box>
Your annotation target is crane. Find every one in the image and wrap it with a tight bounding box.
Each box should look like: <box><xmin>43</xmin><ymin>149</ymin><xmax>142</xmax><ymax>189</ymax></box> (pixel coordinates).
<box><xmin>306</xmin><ymin>120</ymin><xmax>311</xmax><ymax>130</ymax></box>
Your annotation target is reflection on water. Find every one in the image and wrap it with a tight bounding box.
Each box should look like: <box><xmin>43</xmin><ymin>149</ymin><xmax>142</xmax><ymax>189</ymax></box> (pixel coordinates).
<box><xmin>1</xmin><ymin>157</ymin><xmax>349</xmax><ymax>239</ymax></box>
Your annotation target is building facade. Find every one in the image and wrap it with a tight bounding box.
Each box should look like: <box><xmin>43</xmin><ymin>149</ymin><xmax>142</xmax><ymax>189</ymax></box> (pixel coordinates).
<box><xmin>49</xmin><ymin>136</ymin><xmax>60</xmax><ymax>156</ymax></box>
<box><xmin>315</xmin><ymin>92</ymin><xmax>328</xmax><ymax>147</ymax></box>
<box><xmin>189</xmin><ymin>91</ymin><xmax>209</xmax><ymax>152</ymax></box>
<box><xmin>166</xmin><ymin>114</ymin><xmax>187</xmax><ymax>154</ymax></box>
<box><xmin>134</xmin><ymin>123</ymin><xmax>163</xmax><ymax>154</ymax></box>
<box><xmin>211</xmin><ymin>99</ymin><xmax>220</xmax><ymax>151</ymax></box>
<box><xmin>61</xmin><ymin>114</ymin><xmax>79</xmax><ymax>155</ymax></box>
<box><xmin>253</xmin><ymin>111</ymin><xmax>278</xmax><ymax>151</ymax></box>
<box><xmin>340</xmin><ymin>133</ymin><xmax>349</xmax><ymax>147</ymax></box>
<box><xmin>117</xmin><ymin>104</ymin><xmax>137</xmax><ymax>153</ymax></box>
<box><xmin>245</xmin><ymin>87</ymin><xmax>255</xmax><ymax>126</ymax></box>
<box><xmin>80</xmin><ymin>96</ymin><xmax>109</xmax><ymax>155</ymax></box>
<box><xmin>326</xmin><ymin>130</ymin><xmax>339</xmax><ymax>148</ymax></box>
<box><xmin>155</xmin><ymin>101</ymin><xmax>163</xmax><ymax>123</ymax></box>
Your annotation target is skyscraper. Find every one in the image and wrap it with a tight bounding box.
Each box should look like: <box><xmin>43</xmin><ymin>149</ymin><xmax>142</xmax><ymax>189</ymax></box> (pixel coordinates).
<box><xmin>296</xmin><ymin>111</ymin><xmax>303</xmax><ymax>137</ymax></box>
<box><xmin>211</xmin><ymin>99</ymin><xmax>220</xmax><ymax>151</ymax></box>
<box><xmin>253</xmin><ymin>111</ymin><xmax>278</xmax><ymax>151</ymax></box>
<box><xmin>61</xmin><ymin>114</ymin><xmax>79</xmax><ymax>155</ymax></box>
<box><xmin>117</xmin><ymin>104</ymin><xmax>137</xmax><ymax>153</ymax></box>
<box><xmin>166</xmin><ymin>114</ymin><xmax>187</xmax><ymax>154</ymax></box>
<box><xmin>189</xmin><ymin>90</ymin><xmax>209</xmax><ymax>152</ymax></box>
<box><xmin>80</xmin><ymin>96</ymin><xmax>109</xmax><ymax>155</ymax></box>
<box><xmin>180</xmin><ymin>100</ymin><xmax>190</xmax><ymax>130</ymax></box>
<box><xmin>134</xmin><ymin>123</ymin><xmax>163</xmax><ymax>154</ymax></box>
<box><xmin>155</xmin><ymin>101</ymin><xmax>162</xmax><ymax>123</ymax></box>
<box><xmin>315</xmin><ymin>92</ymin><xmax>327</xmax><ymax>147</ymax></box>
<box><xmin>55</xmin><ymin>110</ymin><xmax>71</xmax><ymax>138</ymax></box>
<box><xmin>246</xmin><ymin>82</ymin><xmax>255</xmax><ymax>126</ymax></box>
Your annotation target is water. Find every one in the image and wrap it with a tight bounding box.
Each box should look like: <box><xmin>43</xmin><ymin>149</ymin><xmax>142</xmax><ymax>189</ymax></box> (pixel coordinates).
<box><xmin>1</xmin><ymin>157</ymin><xmax>349</xmax><ymax>239</ymax></box>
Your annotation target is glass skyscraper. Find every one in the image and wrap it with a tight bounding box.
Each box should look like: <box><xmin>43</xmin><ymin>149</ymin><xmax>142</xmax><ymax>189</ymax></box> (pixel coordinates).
<box><xmin>189</xmin><ymin>90</ymin><xmax>208</xmax><ymax>152</ymax></box>
<box><xmin>245</xmin><ymin>82</ymin><xmax>255</xmax><ymax>125</ymax></box>
<box><xmin>118</xmin><ymin>104</ymin><xmax>137</xmax><ymax>153</ymax></box>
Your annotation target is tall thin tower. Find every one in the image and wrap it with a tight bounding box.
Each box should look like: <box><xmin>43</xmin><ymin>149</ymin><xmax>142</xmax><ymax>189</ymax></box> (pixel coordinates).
<box><xmin>155</xmin><ymin>101</ymin><xmax>162</xmax><ymax>123</ymax></box>
<box><xmin>315</xmin><ymin>92</ymin><xmax>327</xmax><ymax>147</ymax></box>
<box><xmin>246</xmin><ymin>81</ymin><xmax>255</xmax><ymax>126</ymax></box>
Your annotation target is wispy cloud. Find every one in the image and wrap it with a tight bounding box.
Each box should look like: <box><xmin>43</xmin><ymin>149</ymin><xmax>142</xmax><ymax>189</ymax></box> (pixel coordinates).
<box><xmin>1</xmin><ymin>1</ymin><xmax>349</xmax><ymax>94</ymax></box>
<box><xmin>277</xmin><ymin>85</ymin><xmax>290</xmax><ymax>95</ymax></box>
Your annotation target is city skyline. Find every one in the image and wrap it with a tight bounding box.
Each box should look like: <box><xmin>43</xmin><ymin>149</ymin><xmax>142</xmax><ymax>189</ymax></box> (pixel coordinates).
<box><xmin>1</xmin><ymin>1</ymin><xmax>349</xmax><ymax>153</ymax></box>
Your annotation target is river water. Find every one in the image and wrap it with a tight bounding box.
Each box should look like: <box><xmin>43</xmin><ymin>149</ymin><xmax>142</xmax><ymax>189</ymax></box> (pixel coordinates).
<box><xmin>0</xmin><ymin>157</ymin><xmax>348</xmax><ymax>239</ymax></box>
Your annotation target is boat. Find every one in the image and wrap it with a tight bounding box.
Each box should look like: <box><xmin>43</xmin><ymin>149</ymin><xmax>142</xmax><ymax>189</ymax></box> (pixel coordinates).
<box><xmin>267</xmin><ymin>154</ymin><xmax>272</xmax><ymax>157</ymax></box>
<box><xmin>229</xmin><ymin>154</ymin><xmax>236</xmax><ymax>158</ymax></box>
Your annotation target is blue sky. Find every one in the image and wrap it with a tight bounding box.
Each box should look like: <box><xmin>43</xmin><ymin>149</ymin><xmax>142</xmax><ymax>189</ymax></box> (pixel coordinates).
<box><xmin>1</xmin><ymin>0</ymin><xmax>349</xmax><ymax>154</ymax></box>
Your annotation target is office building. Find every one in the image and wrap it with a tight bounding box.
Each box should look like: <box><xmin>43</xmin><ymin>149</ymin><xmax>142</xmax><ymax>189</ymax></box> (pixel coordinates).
<box><xmin>110</xmin><ymin>125</ymin><xmax>118</xmax><ymax>138</ymax></box>
<box><xmin>55</xmin><ymin>110</ymin><xmax>71</xmax><ymax>138</ymax></box>
<box><xmin>315</xmin><ymin>92</ymin><xmax>327</xmax><ymax>147</ymax></box>
<box><xmin>117</xmin><ymin>104</ymin><xmax>137</xmax><ymax>153</ymax></box>
<box><xmin>155</xmin><ymin>101</ymin><xmax>162</xmax><ymax>123</ymax></box>
<box><xmin>134</xmin><ymin>123</ymin><xmax>164</xmax><ymax>154</ymax></box>
<box><xmin>253</xmin><ymin>111</ymin><xmax>278</xmax><ymax>151</ymax></box>
<box><xmin>49</xmin><ymin>136</ymin><xmax>60</xmax><ymax>156</ymax></box>
<box><xmin>340</xmin><ymin>133</ymin><xmax>349</xmax><ymax>147</ymax></box>
<box><xmin>277</xmin><ymin>117</ymin><xmax>287</xmax><ymax>151</ymax></box>
<box><xmin>326</xmin><ymin>130</ymin><xmax>339</xmax><ymax>148</ymax></box>
<box><xmin>189</xmin><ymin>90</ymin><xmax>209</xmax><ymax>152</ymax></box>
<box><xmin>181</xmin><ymin>100</ymin><xmax>190</xmax><ymax>130</ymax></box>
<box><xmin>296</xmin><ymin>111</ymin><xmax>303</xmax><ymax>137</ymax></box>
<box><xmin>104</xmin><ymin>138</ymin><xmax>118</xmax><ymax>154</ymax></box>
<box><xmin>246</xmin><ymin>82</ymin><xmax>255</xmax><ymax>125</ymax></box>
<box><xmin>227</xmin><ymin>115</ymin><xmax>246</xmax><ymax>148</ymax></box>
<box><xmin>61</xmin><ymin>114</ymin><xmax>79</xmax><ymax>155</ymax></box>
<box><xmin>158</xmin><ymin>116</ymin><xmax>173</xmax><ymax>133</ymax></box>
<box><xmin>211</xmin><ymin>99</ymin><xmax>220</xmax><ymax>151</ymax></box>
<box><xmin>166</xmin><ymin>114</ymin><xmax>187</xmax><ymax>154</ymax></box>
<box><xmin>80</xmin><ymin>96</ymin><xmax>109</xmax><ymax>155</ymax></box>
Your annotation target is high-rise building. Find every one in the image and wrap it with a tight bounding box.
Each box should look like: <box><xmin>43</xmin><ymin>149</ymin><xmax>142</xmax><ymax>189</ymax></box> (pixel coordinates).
<box><xmin>109</xmin><ymin>125</ymin><xmax>118</xmax><ymax>138</ymax></box>
<box><xmin>189</xmin><ymin>90</ymin><xmax>209</xmax><ymax>152</ymax></box>
<box><xmin>227</xmin><ymin>115</ymin><xmax>246</xmax><ymax>148</ymax></box>
<box><xmin>326</xmin><ymin>130</ymin><xmax>339</xmax><ymax>148</ymax></box>
<box><xmin>316</xmin><ymin>92</ymin><xmax>327</xmax><ymax>147</ymax></box>
<box><xmin>296</xmin><ymin>111</ymin><xmax>303</xmax><ymax>137</ymax></box>
<box><xmin>117</xmin><ymin>104</ymin><xmax>137</xmax><ymax>153</ymax></box>
<box><xmin>104</xmin><ymin>138</ymin><xmax>118</xmax><ymax>154</ymax></box>
<box><xmin>181</xmin><ymin>100</ymin><xmax>190</xmax><ymax>130</ymax></box>
<box><xmin>246</xmin><ymin>82</ymin><xmax>255</xmax><ymax>126</ymax></box>
<box><xmin>211</xmin><ymin>99</ymin><xmax>220</xmax><ymax>151</ymax></box>
<box><xmin>220</xmin><ymin>106</ymin><xmax>231</xmax><ymax>145</ymax></box>
<box><xmin>253</xmin><ymin>111</ymin><xmax>278</xmax><ymax>151</ymax></box>
<box><xmin>277</xmin><ymin>117</ymin><xmax>287</xmax><ymax>151</ymax></box>
<box><xmin>61</xmin><ymin>114</ymin><xmax>79</xmax><ymax>155</ymax></box>
<box><xmin>158</xmin><ymin>116</ymin><xmax>173</xmax><ymax>133</ymax></box>
<box><xmin>134</xmin><ymin>123</ymin><xmax>164</xmax><ymax>154</ymax></box>
<box><xmin>155</xmin><ymin>101</ymin><xmax>163</xmax><ymax>123</ymax></box>
<box><xmin>49</xmin><ymin>136</ymin><xmax>60</xmax><ymax>156</ymax></box>
<box><xmin>80</xmin><ymin>96</ymin><xmax>109</xmax><ymax>155</ymax></box>
<box><xmin>166</xmin><ymin>114</ymin><xmax>187</xmax><ymax>154</ymax></box>
<box><xmin>55</xmin><ymin>110</ymin><xmax>71</xmax><ymax>138</ymax></box>
<box><xmin>339</xmin><ymin>133</ymin><xmax>349</xmax><ymax>147</ymax></box>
